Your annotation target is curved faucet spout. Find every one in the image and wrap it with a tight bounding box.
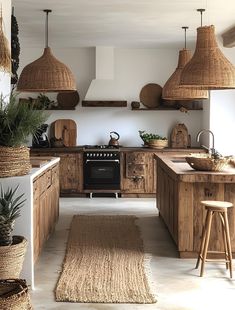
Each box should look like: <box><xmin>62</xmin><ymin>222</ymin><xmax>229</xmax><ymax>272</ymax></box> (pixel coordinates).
<box><xmin>196</xmin><ymin>129</ymin><xmax>215</xmax><ymax>154</ymax></box>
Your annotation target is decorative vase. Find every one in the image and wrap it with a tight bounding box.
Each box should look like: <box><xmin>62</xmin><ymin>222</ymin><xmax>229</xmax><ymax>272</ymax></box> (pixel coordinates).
<box><xmin>0</xmin><ymin>146</ymin><xmax>31</xmax><ymax>177</ymax></box>
<box><xmin>0</xmin><ymin>236</ymin><xmax>28</xmax><ymax>279</ymax></box>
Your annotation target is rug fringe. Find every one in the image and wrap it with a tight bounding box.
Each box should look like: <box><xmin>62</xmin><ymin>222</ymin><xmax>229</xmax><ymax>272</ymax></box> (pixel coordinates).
<box><xmin>135</xmin><ymin>218</ymin><xmax>158</xmax><ymax>303</ymax></box>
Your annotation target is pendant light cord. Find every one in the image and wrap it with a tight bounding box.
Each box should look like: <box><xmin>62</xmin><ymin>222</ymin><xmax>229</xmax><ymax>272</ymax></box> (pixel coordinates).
<box><xmin>43</xmin><ymin>9</ymin><xmax>52</xmax><ymax>48</ymax></box>
<box><xmin>197</xmin><ymin>8</ymin><xmax>205</xmax><ymax>27</ymax></box>
<box><xmin>182</xmin><ymin>26</ymin><xmax>188</xmax><ymax>49</ymax></box>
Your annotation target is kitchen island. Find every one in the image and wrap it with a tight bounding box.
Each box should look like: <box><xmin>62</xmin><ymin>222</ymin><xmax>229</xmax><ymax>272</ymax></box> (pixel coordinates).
<box><xmin>155</xmin><ymin>154</ymin><xmax>235</xmax><ymax>258</ymax></box>
<box><xmin>0</xmin><ymin>157</ymin><xmax>60</xmax><ymax>289</ymax></box>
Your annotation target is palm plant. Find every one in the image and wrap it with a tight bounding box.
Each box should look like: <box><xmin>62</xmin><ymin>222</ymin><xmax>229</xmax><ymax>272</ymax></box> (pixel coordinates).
<box><xmin>0</xmin><ymin>185</ymin><xmax>25</xmax><ymax>246</ymax></box>
<box><xmin>0</xmin><ymin>93</ymin><xmax>48</xmax><ymax>147</ymax></box>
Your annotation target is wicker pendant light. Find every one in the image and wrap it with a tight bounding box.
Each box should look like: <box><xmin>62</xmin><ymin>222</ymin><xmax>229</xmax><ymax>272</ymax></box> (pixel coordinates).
<box><xmin>180</xmin><ymin>9</ymin><xmax>235</xmax><ymax>90</ymax></box>
<box><xmin>17</xmin><ymin>9</ymin><xmax>76</xmax><ymax>92</ymax></box>
<box><xmin>162</xmin><ymin>27</ymin><xmax>208</xmax><ymax>100</ymax></box>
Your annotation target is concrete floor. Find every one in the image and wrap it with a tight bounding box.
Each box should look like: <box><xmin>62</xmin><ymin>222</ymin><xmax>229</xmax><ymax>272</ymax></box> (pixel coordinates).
<box><xmin>32</xmin><ymin>198</ymin><xmax>235</xmax><ymax>310</ymax></box>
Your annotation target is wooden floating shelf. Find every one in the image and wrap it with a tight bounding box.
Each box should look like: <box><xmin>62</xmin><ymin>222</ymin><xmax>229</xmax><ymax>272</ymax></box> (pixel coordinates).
<box><xmin>131</xmin><ymin>107</ymin><xmax>203</xmax><ymax>111</ymax></box>
<box><xmin>82</xmin><ymin>100</ymin><xmax>127</xmax><ymax>107</ymax></box>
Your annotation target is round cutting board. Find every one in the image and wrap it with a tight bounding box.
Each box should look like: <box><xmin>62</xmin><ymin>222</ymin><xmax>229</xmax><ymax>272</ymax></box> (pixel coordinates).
<box><xmin>57</xmin><ymin>91</ymin><xmax>80</xmax><ymax>109</ymax></box>
<box><xmin>139</xmin><ymin>83</ymin><xmax>162</xmax><ymax>108</ymax></box>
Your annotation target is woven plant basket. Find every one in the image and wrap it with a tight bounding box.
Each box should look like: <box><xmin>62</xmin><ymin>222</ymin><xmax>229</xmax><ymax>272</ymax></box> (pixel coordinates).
<box><xmin>185</xmin><ymin>154</ymin><xmax>229</xmax><ymax>171</ymax></box>
<box><xmin>148</xmin><ymin>139</ymin><xmax>168</xmax><ymax>149</ymax></box>
<box><xmin>0</xmin><ymin>146</ymin><xmax>31</xmax><ymax>177</ymax></box>
<box><xmin>0</xmin><ymin>279</ymin><xmax>32</xmax><ymax>310</ymax></box>
<box><xmin>0</xmin><ymin>236</ymin><xmax>28</xmax><ymax>279</ymax></box>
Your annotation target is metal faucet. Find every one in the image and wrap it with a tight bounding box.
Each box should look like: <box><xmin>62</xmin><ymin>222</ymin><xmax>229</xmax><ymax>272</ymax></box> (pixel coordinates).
<box><xmin>196</xmin><ymin>129</ymin><xmax>215</xmax><ymax>154</ymax></box>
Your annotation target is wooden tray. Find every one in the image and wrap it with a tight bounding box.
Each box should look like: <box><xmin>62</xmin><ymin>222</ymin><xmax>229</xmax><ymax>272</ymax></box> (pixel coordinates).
<box><xmin>139</xmin><ymin>83</ymin><xmax>162</xmax><ymax>108</ymax></box>
<box><xmin>57</xmin><ymin>91</ymin><xmax>80</xmax><ymax>109</ymax></box>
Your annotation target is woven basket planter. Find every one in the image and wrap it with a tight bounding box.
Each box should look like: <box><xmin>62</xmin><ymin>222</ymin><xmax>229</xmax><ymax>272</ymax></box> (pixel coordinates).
<box><xmin>0</xmin><ymin>146</ymin><xmax>31</xmax><ymax>177</ymax></box>
<box><xmin>0</xmin><ymin>236</ymin><xmax>28</xmax><ymax>279</ymax></box>
<box><xmin>0</xmin><ymin>279</ymin><xmax>32</xmax><ymax>310</ymax></box>
<box><xmin>148</xmin><ymin>139</ymin><xmax>168</xmax><ymax>149</ymax></box>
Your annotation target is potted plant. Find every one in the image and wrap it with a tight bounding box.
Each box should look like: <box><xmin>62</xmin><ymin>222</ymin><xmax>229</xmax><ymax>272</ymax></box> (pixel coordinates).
<box><xmin>139</xmin><ymin>130</ymin><xmax>168</xmax><ymax>149</ymax></box>
<box><xmin>0</xmin><ymin>185</ymin><xmax>27</xmax><ymax>279</ymax></box>
<box><xmin>0</xmin><ymin>93</ymin><xmax>48</xmax><ymax>177</ymax></box>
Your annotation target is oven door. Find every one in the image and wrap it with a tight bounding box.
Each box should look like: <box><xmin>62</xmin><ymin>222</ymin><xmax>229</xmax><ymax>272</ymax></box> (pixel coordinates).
<box><xmin>84</xmin><ymin>159</ymin><xmax>120</xmax><ymax>189</ymax></box>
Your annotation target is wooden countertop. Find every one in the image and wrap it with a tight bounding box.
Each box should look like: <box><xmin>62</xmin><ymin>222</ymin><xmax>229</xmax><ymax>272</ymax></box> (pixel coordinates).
<box><xmin>31</xmin><ymin>146</ymin><xmax>203</xmax><ymax>153</ymax></box>
<box><xmin>155</xmin><ymin>153</ymin><xmax>235</xmax><ymax>183</ymax></box>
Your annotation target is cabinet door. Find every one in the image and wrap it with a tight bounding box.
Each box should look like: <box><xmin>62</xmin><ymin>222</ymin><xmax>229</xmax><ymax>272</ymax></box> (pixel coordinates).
<box><xmin>121</xmin><ymin>151</ymin><xmax>154</xmax><ymax>194</ymax></box>
<box><xmin>59</xmin><ymin>153</ymin><xmax>83</xmax><ymax>194</ymax></box>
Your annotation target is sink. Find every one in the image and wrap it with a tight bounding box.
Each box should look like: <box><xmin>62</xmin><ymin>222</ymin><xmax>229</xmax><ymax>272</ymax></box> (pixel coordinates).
<box><xmin>185</xmin><ymin>154</ymin><xmax>230</xmax><ymax>171</ymax></box>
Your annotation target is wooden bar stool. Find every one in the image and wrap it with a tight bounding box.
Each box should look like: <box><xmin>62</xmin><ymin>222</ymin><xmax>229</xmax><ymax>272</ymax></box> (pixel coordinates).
<box><xmin>196</xmin><ymin>200</ymin><xmax>233</xmax><ymax>278</ymax></box>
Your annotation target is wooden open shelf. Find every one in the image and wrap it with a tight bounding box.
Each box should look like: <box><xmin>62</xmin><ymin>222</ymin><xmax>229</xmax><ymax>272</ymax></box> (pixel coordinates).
<box><xmin>132</xmin><ymin>107</ymin><xmax>203</xmax><ymax>111</ymax></box>
<box><xmin>82</xmin><ymin>100</ymin><xmax>127</xmax><ymax>107</ymax></box>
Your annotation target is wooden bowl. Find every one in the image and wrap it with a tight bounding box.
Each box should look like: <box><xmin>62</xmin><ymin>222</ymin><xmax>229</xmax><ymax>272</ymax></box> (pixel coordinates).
<box><xmin>185</xmin><ymin>154</ymin><xmax>229</xmax><ymax>171</ymax></box>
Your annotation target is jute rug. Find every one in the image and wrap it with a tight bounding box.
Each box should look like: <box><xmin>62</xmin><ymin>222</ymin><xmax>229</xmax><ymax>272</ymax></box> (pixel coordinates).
<box><xmin>55</xmin><ymin>215</ymin><xmax>156</xmax><ymax>303</ymax></box>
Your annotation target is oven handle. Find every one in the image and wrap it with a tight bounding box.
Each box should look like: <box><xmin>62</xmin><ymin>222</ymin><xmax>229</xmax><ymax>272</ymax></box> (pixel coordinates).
<box><xmin>85</xmin><ymin>159</ymin><xmax>120</xmax><ymax>163</ymax></box>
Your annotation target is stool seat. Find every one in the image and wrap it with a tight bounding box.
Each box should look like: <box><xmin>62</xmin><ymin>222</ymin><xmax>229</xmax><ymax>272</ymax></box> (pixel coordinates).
<box><xmin>201</xmin><ymin>200</ymin><xmax>233</xmax><ymax>210</ymax></box>
<box><xmin>196</xmin><ymin>200</ymin><xmax>233</xmax><ymax>278</ymax></box>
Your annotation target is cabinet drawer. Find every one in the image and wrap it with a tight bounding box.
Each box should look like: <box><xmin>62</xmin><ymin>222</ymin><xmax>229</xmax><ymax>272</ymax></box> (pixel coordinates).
<box><xmin>52</xmin><ymin>165</ymin><xmax>59</xmax><ymax>183</ymax></box>
<box><xmin>126</xmin><ymin>152</ymin><xmax>146</xmax><ymax>164</ymax></box>
<box><xmin>33</xmin><ymin>178</ymin><xmax>40</xmax><ymax>198</ymax></box>
<box><xmin>45</xmin><ymin>170</ymin><xmax>52</xmax><ymax>188</ymax></box>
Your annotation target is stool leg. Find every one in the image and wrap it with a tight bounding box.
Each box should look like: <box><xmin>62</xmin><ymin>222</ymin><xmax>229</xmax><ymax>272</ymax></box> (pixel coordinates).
<box><xmin>223</xmin><ymin>212</ymin><xmax>233</xmax><ymax>278</ymax></box>
<box><xmin>196</xmin><ymin>210</ymin><xmax>209</xmax><ymax>269</ymax></box>
<box><xmin>219</xmin><ymin>213</ymin><xmax>229</xmax><ymax>270</ymax></box>
<box><xmin>200</xmin><ymin>210</ymin><xmax>213</xmax><ymax>277</ymax></box>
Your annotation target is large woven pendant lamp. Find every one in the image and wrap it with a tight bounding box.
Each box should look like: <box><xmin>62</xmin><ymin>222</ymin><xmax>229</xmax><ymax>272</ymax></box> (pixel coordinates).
<box><xmin>180</xmin><ymin>9</ymin><xmax>235</xmax><ymax>90</ymax></box>
<box><xmin>162</xmin><ymin>27</ymin><xmax>208</xmax><ymax>100</ymax></box>
<box><xmin>17</xmin><ymin>9</ymin><xmax>76</xmax><ymax>92</ymax></box>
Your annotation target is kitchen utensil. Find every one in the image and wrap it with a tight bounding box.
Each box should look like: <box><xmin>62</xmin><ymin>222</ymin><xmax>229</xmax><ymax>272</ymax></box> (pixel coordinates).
<box><xmin>170</xmin><ymin>123</ymin><xmax>189</xmax><ymax>148</ymax></box>
<box><xmin>139</xmin><ymin>83</ymin><xmax>162</xmax><ymax>108</ymax></box>
<box><xmin>51</xmin><ymin>119</ymin><xmax>77</xmax><ymax>146</ymax></box>
<box><xmin>108</xmin><ymin>131</ymin><xmax>120</xmax><ymax>146</ymax></box>
<box><xmin>57</xmin><ymin>91</ymin><xmax>80</xmax><ymax>109</ymax></box>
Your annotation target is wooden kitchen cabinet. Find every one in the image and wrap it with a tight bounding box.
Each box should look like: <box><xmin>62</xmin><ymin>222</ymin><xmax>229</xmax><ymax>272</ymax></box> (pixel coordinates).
<box><xmin>33</xmin><ymin>163</ymin><xmax>60</xmax><ymax>263</ymax></box>
<box><xmin>31</xmin><ymin>149</ymin><xmax>83</xmax><ymax>196</ymax></box>
<box><xmin>121</xmin><ymin>151</ymin><xmax>155</xmax><ymax>196</ymax></box>
<box><xmin>59</xmin><ymin>153</ymin><xmax>83</xmax><ymax>195</ymax></box>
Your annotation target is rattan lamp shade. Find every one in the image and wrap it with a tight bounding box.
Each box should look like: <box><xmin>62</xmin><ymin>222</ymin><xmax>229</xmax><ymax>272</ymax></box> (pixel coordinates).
<box><xmin>162</xmin><ymin>49</ymin><xmax>208</xmax><ymax>100</ymax></box>
<box><xmin>180</xmin><ymin>26</ymin><xmax>235</xmax><ymax>89</ymax></box>
<box><xmin>17</xmin><ymin>47</ymin><xmax>76</xmax><ymax>92</ymax></box>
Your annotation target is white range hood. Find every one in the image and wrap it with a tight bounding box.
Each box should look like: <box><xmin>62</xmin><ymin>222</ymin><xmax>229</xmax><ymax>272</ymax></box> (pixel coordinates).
<box><xmin>84</xmin><ymin>46</ymin><xmax>124</xmax><ymax>101</ymax></box>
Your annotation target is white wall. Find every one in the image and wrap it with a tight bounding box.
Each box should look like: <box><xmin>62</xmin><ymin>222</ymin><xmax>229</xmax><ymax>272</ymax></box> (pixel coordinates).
<box><xmin>209</xmin><ymin>47</ymin><xmax>235</xmax><ymax>155</ymax></box>
<box><xmin>18</xmin><ymin>46</ymin><xmax>204</xmax><ymax>146</ymax></box>
<box><xmin>0</xmin><ymin>0</ymin><xmax>11</xmax><ymax>96</ymax></box>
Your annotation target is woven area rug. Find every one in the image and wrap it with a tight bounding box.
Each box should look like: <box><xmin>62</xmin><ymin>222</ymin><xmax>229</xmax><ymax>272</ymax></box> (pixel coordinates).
<box><xmin>55</xmin><ymin>215</ymin><xmax>156</xmax><ymax>303</ymax></box>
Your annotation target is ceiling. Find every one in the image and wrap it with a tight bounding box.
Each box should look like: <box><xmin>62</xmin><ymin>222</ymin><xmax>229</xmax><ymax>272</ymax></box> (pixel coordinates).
<box><xmin>13</xmin><ymin>0</ymin><xmax>235</xmax><ymax>49</ymax></box>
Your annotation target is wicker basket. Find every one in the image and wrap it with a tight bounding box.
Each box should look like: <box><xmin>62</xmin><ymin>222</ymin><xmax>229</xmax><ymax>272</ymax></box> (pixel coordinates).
<box><xmin>185</xmin><ymin>154</ymin><xmax>229</xmax><ymax>171</ymax></box>
<box><xmin>0</xmin><ymin>146</ymin><xmax>31</xmax><ymax>177</ymax></box>
<box><xmin>0</xmin><ymin>236</ymin><xmax>28</xmax><ymax>279</ymax></box>
<box><xmin>148</xmin><ymin>139</ymin><xmax>168</xmax><ymax>149</ymax></box>
<box><xmin>0</xmin><ymin>279</ymin><xmax>32</xmax><ymax>310</ymax></box>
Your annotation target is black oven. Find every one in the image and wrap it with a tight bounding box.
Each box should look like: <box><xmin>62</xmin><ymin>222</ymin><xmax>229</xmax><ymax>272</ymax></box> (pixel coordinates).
<box><xmin>83</xmin><ymin>150</ymin><xmax>120</xmax><ymax>190</ymax></box>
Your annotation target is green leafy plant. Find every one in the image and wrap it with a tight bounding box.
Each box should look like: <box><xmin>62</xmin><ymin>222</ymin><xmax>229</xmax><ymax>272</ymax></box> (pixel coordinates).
<box><xmin>0</xmin><ymin>185</ymin><xmax>25</xmax><ymax>246</ymax></box>
<box><xmin>139</xmin><ymin>130</ymin><xmax>167</xmax><ymax>143</ymax></box>
<box><xmin>0</xmin><ymin>94</ymin><xmax>48</xmax><ymax>147</ymax></box>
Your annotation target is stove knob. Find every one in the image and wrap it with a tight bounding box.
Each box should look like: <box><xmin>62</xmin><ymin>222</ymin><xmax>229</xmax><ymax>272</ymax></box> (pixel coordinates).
<box><xmin>107</xmin><ymin>153</ymin><xmax>109</xmax><ymax>157</ymax></box>
<box><xmin>104</xmin><ymin>153</ymin><xmax>106</xmax><ymax>157</ymax></box>
<box><xmin>110</xmin><ymin>153</ymin><xmax>113</xmax><ymax>157</ymax></box>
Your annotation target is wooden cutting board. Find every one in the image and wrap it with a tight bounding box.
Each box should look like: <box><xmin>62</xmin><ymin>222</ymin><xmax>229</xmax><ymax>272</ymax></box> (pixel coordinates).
<box><xmin>139</xmin><ymin>83</ymin><xmax>162</xmax><ymax>108</ymax></box>
<box><xmin>51</xmin><ymin>119</ymin><xmax>77</xmax><ymax>147</ymax></box>
<box><xmin>170</xmin><ymin>123</ymin><xmax>189</xmax><ymax>148</ymax></box>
